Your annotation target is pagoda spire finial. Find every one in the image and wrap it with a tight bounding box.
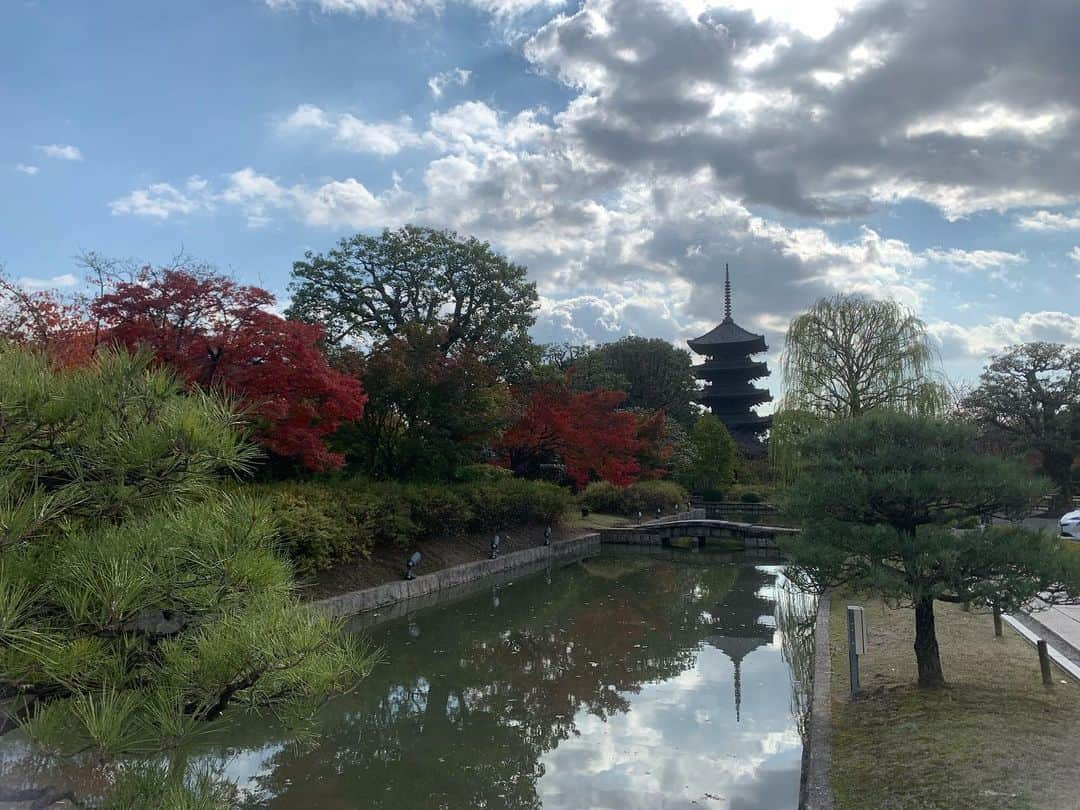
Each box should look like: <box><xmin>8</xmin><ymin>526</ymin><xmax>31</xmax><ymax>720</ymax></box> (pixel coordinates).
<box><xmin>724</xmin><ymin>263</ymin><xmax>732</xmax><ymax>322</ymax></box>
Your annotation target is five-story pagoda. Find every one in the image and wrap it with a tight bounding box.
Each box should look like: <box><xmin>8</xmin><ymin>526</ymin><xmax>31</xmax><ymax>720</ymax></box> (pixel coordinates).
<box><xmin>688</xmin><ymin>265</ymin><xmax>772</xmax><ymax>450</ymax></box>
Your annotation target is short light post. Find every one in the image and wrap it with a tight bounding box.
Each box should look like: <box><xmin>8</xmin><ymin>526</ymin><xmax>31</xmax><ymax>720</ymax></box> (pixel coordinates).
<box><xmin>405</xmin><ymin>551</ymin><xmax>421</xmax><ymax>581</ymax></box>
<box><xmin>490</xmin><ymin>533</ymin><xmax>501</xmax><ymax>560</ymax></box>
<box><xmin>543</xmin><ymin>525</ymin><xmax>552</xmax><ymax>546</ymax></box>
<box><xmin>637</xmin><ymin>510</ymin><xmax>643</xmax><ymax>523</ymax></box>
<box><xmin>847</xmin><ymin>605</ymin><xmax>868</xmax><ymax>696</ymax></box>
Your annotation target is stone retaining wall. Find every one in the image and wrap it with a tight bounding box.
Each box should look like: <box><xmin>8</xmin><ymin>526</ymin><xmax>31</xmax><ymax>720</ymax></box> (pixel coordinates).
<box><xmin>801</xmin><ymin>590</ymin><xmax>834</xmax><ymax>810</ymax></box>
<box><xmin>312</xmin><ymin>533</ymin><xmax>601</xmax><ymax>619</ymax></box>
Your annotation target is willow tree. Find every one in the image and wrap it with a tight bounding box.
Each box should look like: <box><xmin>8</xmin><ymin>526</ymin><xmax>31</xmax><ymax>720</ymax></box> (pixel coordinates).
<box><xmin>772</xmin><ymin>295</ymin><xmax>948</xmax><ymax>481</ymax></box>
<box><xmin>780</xmin><ymin>294</ymin><xmax>948</xmax><ymax>418</ymax></box>
<box><xmin>0</xmin><ymin>347</ymin><xmax>377</xmax><ymax>806</ymax></box>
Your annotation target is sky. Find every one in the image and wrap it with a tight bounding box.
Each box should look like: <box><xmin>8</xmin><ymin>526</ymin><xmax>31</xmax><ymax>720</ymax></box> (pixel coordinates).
<box><xmin>3</xmin><ymin>0</ymin><xmax>1079</xmax><ymax>396</ymax></box>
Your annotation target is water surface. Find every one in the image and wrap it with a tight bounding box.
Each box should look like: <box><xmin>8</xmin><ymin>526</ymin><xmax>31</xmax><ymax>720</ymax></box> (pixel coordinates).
<box><xmin>221</xmin><ymin>550</ymin><xmax>814</xmax><ymax>809</ymax></box>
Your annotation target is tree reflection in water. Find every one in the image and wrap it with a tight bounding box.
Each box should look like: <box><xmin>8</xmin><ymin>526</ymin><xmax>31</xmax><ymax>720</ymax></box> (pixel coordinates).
<box><xmin>0</xmin><ymin>552</ymin><xmax>811</xmax><ymax>808</ymax></box>
<box><xmin>212</xmin><ymin>553</ymin><xmax>804</xmax><ymax>808</ymax></box>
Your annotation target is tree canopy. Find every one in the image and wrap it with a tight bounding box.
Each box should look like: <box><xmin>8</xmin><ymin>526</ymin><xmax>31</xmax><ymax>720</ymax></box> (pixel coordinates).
<box><xmin>288</xmin><ymin>226</ymin><xmax>538</xmax><ymax>376</ymax></box>
<box><xmin>497</xmin><ymin>382</ymin><xmax>649</xmax><ymax>488</ymax></box>
<box><xmin>92</xmin><ymin>263</ymin><xmax>367</xmax><ymax>471</ymax></box>
<box><xmin>675</xmin><ymin>414</ymin><xmax>737</xmax><ymax>494</ymax></box>
<box><xmin>0</xmin><ymin>347</ymin><xmax>376</xmax><ymax>804</ymax></box>
<box><xmin>571</xmin><ymin>336</ymin><xmax>698</xmax><ymax>426</ymax></box>
<box><xmin>784</xmin><ymin>410</ymin><xmax>1080</xmax><ymax>688</ymax></box>
<box><xmin>961</xmin><ymin>342</ymin><xmax>1079</xmax><ymax>507</ymax></box>
<box><xmin>780</xmin><ymin>294</ymin><xmax>948</xmax><ymax>419</ymax></box>
<box><xmin>331</xmin><ymin>324</ymin><xmax>511</xmax><ymax>479</ymax></box>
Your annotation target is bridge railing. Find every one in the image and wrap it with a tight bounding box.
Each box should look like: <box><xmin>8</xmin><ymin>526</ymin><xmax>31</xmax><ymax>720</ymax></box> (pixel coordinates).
<box><xmin>648</xmin><ymin>508</ymin><xmax>706</xmax><ymax>524</ymax></box>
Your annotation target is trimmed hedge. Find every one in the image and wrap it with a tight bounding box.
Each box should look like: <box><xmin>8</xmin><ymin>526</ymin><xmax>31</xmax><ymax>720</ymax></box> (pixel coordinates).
<box><xmin>255</xmin><ymin>477</ymin><xmax>572</xmax><ymax>576</ymax></box>
<box><xmin>581</xmin><ymin>480</ymin><xmax>689</xmax><ymax>516</ymax></box>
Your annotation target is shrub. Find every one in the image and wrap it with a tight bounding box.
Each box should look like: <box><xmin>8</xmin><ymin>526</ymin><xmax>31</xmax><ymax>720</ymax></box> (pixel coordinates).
<box><xmin>258</xmin><ymin>483</ymin><xmax>374</xmax><ymax>576</ymax></box>
<box><xmin>739</xmin><ymin>490</ymin><xmax>763</xmax><ymax>504</ymax></box>
<box><xmin>455</xmin><ymin>463</ymin><xmax>513</xmax><ymax>482</ymax></box>
<box><xmin>582</xmin><ymin>481</ymin><xmax>624</xmax><ymax>514</ymax></box>
<box><xmin>623</xmin><ymin>480</ymin><xmax>688</xmax><ymax>513</ymax></box>
<box><xmin>400</xmin><ymin>483</ymin><xmax>473</xmax><ymax>538</ymax></box>
<box><xmin>582</xmin><ymin>479</ymin><xmax>688</xmax><ymax>515</ymax></box>
<box><xmin>253</xmin><ymin>477</ymin><xmax>573</xmax><ymax>572</ymax></box>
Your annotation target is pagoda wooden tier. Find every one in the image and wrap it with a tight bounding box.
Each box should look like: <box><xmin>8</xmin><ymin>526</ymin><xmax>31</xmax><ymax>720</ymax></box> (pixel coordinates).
<box><xmin>689</xmin><ymin>266</ymin><xmax>772</xmax><ymax>450</ymax></box>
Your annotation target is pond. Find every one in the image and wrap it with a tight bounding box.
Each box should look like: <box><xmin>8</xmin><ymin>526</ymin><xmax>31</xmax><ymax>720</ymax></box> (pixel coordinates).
<box><xmin>213</xmin><ymin>549</ymin><xmax>816</xmax><ymax>809</ymax></box>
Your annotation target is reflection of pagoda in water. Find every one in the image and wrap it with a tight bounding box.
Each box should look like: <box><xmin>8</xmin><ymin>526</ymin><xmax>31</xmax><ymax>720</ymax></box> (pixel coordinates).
<box><xmin>705</xmin><ymin>566</ymin><xmax>775</xmax><ymax>722</ymax></box>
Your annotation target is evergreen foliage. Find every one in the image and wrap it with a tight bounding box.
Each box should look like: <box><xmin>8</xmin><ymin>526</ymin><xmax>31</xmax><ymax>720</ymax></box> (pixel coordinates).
<box><xmin>962</xmin><ymin>342</ymin><xmax>1079</xmax><ymax>507</ymax></box>
<box><xmin>783</xmin><ymin>410</ymin><xmax>1080</xmax><ymax>688</ymax></box>
<box><xmin>0</xmin><ymin>347</ymin><xmax>377</xmax><ymax>797</ymax></box>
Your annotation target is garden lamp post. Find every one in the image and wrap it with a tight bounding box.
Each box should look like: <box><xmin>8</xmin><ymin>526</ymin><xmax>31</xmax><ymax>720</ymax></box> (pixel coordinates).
<box><xmin>405</xmin><ymin>551</ymin><xmax>421</xmax><ymax>580</ymax></box>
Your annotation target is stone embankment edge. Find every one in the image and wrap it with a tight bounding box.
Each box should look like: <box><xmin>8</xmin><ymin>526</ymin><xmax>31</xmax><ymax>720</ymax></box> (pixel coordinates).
<box><xmin>311</xmin><ymin>533</ymin><xmax>601</xmax><ymax>619</ymax></box>
<box><xmin>801</xmin><ymin>589</ymin><xmax>834</xmax><ymax>810</ymax></box>
<box><xmin>1001</xmin><ymin>612</ymin><xmax>1080</xmax><ymax>682</ymax></box>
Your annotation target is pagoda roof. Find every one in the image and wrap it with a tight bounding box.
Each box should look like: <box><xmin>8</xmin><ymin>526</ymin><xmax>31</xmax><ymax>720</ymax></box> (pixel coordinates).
<box><xmin>688</xmin><ymin>317</ymin><xmax>768</xmax><ymax>353</ymax></box>
<box><xmin>687</xmin><ymin>264</ymin><xmax>768</xmax><ymax>354</ymax></box>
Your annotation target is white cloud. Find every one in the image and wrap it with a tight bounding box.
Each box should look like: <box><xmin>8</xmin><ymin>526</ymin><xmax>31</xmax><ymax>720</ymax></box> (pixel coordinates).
<box><xmin>14</xmin><ymin>164</ymin><xmax>38</xmax><ymax>175</ymax></box>
<box><xmin>922</xmin><ymin>248</ymin><xmax>1025</xmax><ymax>272</ymax></box>
<box><xmin>1069</xmin><ymin>246</ymin><xmax>1080</xmax><ymax>263</ymax></box>
<box><xmin>36</xmin><ymin>144</ymin><xmax>82</xmax><ymax>161</ymax></box>
<box><xmin>112</xmin><ymin>168</ymin><xmax>412</xmax><ymax>230</ymax></box>
<box><xmin>17</xmin><ymin>274</ymin><xmax>79</xmax><ymax>290</ymax></box>
<box><xmin>931</xmin><ymin>311</ymin><xmax>1080</xmax><ymax>359</ymax></box>
<box><xmin>265</xmin><ymin>0</ymin><xmax>560</xmax><ymax>22</ymax></box>
<box><xmin>279</xmin><ymin>104</ymin><xmax>423</xmax><ymax>155</ymax></box>
<box><xmin>1016</xmin><ymin>209</ymin><xmax>1080</xmax><ymax>231</ymax></box>
<box><xmin>428</xmin><ymin>67</ymin><xmax>472</xmax><ymax>98</ymax></box>
<box><xmin>109</xmin><ymin>176</ymin><xmax>215</xmax><ymax>219</ymax></box>
<box><xmin>279</xmin><ymin>103</ymin><xmax>330</xmax><ymax>132</ymax></box>
<box><xmin>906</xmin><ymin>104</ymin><xmax>1072</xmax><ymax>140</ymax></box>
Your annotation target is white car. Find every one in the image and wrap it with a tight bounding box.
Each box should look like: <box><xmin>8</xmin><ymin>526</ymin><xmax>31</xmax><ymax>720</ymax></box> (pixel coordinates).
<box><xmin>1061</xmin><ymin>509</ymin><xmax>1080</xmax><ymax>540</ymax></box>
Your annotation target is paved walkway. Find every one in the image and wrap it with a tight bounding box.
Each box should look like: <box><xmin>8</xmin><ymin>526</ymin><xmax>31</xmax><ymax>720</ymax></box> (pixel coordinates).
<box><xmin>1020</xmin><ymin>603</ymin><xmax>1080</xmax><ymax>668</ymax></box>
<box><xmin>1010</xmin><ymin>517</ymin><xmax>1080</xmax><ymax>672</ymax></box>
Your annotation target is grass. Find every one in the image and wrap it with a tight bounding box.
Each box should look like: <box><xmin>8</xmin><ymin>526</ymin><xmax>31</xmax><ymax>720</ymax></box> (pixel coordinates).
<box><xmin>563</xmin><ymin>510</ymin><xmax>633</xmax><ymax>531</ymax></box>
<box><xmin>829</xmin><ymin>595</ymin><xmax>1080</xmax><ymax>810</ymax></box>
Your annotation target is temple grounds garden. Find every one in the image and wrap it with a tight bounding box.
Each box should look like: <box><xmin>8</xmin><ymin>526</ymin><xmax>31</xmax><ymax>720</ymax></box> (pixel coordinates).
<box><xmin>0</xmin><ymin>229</ymin><xmax>1077</xmax><ymax>806</ymax></box>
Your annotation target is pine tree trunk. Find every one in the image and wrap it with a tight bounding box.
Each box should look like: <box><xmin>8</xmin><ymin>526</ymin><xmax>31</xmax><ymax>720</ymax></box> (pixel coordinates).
<box><xmin>914</xmin><ymin>598</ymin><xmax>945</xmax><ymax>688</ymax></box>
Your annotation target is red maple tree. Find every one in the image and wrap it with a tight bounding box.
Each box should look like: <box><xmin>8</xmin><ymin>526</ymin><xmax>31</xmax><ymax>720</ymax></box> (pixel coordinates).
<box><xmin>0</xmin><ymin>273</ymin><xmax>93</xmax><ymax>366</ymax></box>
<box><xmin>92</xmin><ymin>266</ymin><xmax>366</xmax><ymax>471</ymax></box>
<box><xmin>498</xmin><ymin>382</ymin><xmax>646</xmax><ymax>488</ymax></box>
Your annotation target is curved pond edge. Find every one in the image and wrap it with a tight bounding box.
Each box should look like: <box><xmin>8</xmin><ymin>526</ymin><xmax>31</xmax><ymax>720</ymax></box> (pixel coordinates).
<box><xmin>311</xmin><ymin>533</ymin><xmax>602</xmax><ymax>620</ymax></box>
<box><xmin>801</xmin><ymin>589</ymin><xmax>835</xmax><ymax>810</ymax></box>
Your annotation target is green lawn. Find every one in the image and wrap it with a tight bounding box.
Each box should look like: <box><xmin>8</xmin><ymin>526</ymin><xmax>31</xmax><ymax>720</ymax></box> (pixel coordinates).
<box><xmin>829</xmin><ymin>595</ymin><xmax>1080</xmax><ymax>809</ymax></box>
<box><xmin>563</xmin><ymin>510</ymin><xmax>633</xmax><ymax>532</ymax></box>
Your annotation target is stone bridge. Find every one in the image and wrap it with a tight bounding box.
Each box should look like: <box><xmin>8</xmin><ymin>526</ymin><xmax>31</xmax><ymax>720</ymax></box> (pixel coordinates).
<box><xmin>598</xmin><ymin>518</ymin><xmax>799</xmax><ymax>550</ymax></box>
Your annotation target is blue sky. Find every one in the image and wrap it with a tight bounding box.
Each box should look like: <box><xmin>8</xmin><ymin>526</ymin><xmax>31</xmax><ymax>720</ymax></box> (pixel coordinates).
<box><xmin>3</xmin><ymin>0</ymin><xmax>1079</xmax><ymax>394</ymax></box>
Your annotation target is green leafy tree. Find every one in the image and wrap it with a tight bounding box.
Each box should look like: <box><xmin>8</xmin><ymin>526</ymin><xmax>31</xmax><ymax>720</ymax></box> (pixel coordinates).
<box><xmin>675</xmin><ymin>414</ymin><xmax>737</xmax><ymax>494</ymax></box>
<box><xmin>331</xmin><ymin>324</ymin><xmax>512</xmax><ymax>479</ymax></box>
<box><xmin>780</xmin><ymin>294</ymin><xmax>948</xmax><ymax>419</ymax></box>
<box><xmin>0</xmin><ymin>347</ymin><xmax>377</xmax><ymax>803</ymax></box>
<box><xmin>288</xmin><ymin>225</ymin><xmax>538</xmax><ymax>377</ymax></box>
<box><xmin>961</xmin><ymin>342</ymin><xmax>1080</xmax><ymax>508</ymax></box>
<box><xmin>784</xmin><ymin>411</ymin><xmax>1080</xmax><ymax>688</ymax></box>
<box><xmin>571</xmin><ymin>336</ymin><xmax>698</xmax><ymax>426</ymax></box>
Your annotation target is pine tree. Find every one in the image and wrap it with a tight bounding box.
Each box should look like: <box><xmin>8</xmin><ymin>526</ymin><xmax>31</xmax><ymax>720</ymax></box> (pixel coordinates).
<box><xmin>0</xmin><ymin>346</ymin><xmax>377</xmax><ymax>803</ymax></box>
